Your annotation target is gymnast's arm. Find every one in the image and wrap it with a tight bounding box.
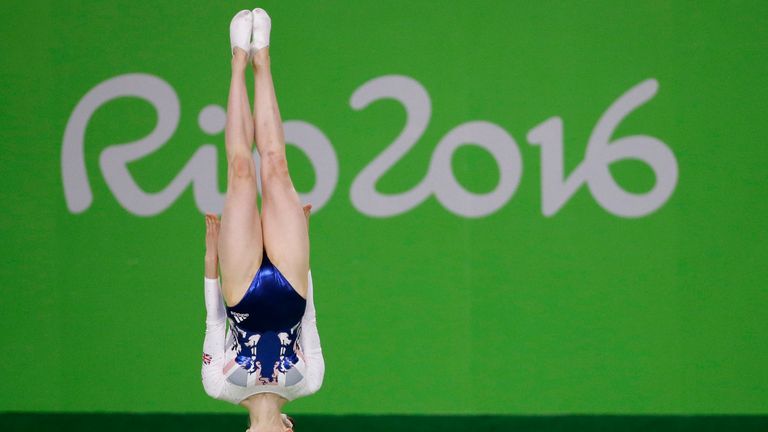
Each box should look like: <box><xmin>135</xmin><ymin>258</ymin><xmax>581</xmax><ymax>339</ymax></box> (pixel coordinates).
<box><xmin>300</xmin><ymin>204</ymin><xmax>325</xmax><ymax>394</ymax></box>
<box><xmin>201</xmin><ymin>214</ymin><xmax>228</xmax><ymax>400</ymax></box>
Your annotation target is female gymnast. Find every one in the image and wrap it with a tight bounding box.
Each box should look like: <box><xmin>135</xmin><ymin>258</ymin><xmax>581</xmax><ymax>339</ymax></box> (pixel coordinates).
<box><xmin>200</xmin><ymin>8</ymin><xmax>324</xmax><ymax>432</ymax></box>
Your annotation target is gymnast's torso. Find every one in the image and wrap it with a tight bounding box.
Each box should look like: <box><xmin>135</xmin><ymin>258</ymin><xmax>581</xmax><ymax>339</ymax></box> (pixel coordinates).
<box><xmin>224</xmin><ymin>254</ymin><xmax>307</xmax><ymax>388</ymax></box>
<box><xmin>201</xmin><ymin>258</ymin><xmax>324</xmax><ymax>405</ymax></box>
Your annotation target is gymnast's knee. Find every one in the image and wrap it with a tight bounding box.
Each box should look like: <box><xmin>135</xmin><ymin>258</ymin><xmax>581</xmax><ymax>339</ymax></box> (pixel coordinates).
<box><xmin>229</xmin><ymin>154</ymin><xmax>256</xmax><ymax>181</ymax></box>
<box><xmin>260</xmin><ymin>150</ymin><xmax>290</xmax><ymax>182</ymax></box>
<box><xmin>228</xmin><ymin>154</ymin><xmax>256</xmax><ymax>187</ymax></box>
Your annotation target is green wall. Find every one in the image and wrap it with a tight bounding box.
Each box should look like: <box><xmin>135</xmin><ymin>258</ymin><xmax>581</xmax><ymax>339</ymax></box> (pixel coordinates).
<box><xmin>1</xmin><ymin>0</ymin><xmax>766</xmax><ymax>416</ymax></box>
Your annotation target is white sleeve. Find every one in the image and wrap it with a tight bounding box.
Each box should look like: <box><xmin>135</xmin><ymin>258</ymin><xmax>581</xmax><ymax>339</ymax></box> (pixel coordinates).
<box><xmin>201</xmin><ymin>277</ymin><xmax>228</xmax><ymax>400</ymax></box>
<box><xmin>300</xmin><ymin>271</ymin><xmax>325</xmax><ymax>394</ymax></box>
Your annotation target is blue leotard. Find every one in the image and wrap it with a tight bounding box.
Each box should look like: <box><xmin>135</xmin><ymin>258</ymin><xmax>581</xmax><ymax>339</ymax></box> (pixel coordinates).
<box><xmin>225</xmin><ymin>254</ymin><xmax>307</xmax><ymax>385</ymax></box>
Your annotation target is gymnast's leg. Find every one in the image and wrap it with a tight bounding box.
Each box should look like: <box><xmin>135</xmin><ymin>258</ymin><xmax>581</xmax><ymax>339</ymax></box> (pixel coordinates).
<box><xmin>251</xmin><ymin>9</ymin><xmax>309</xmax><ymax>298</ymax></box>
<box><xmin>218</xmin><ymin>10</ymin><xmax>263</xmax><ymax>306</ymax></box>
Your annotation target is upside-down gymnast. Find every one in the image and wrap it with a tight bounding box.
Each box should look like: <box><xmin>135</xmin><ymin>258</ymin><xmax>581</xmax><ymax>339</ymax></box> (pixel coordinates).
<box><xmin>200</xmin><ymin>8</ymin><xmax>324</xmax><ymax>432</ymax></box>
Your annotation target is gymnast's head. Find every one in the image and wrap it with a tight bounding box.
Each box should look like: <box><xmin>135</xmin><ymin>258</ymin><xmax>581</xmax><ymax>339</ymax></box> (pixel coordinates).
<box><xmin>241</xmin><ymin>393</ymin><xmax>295</xmax><ymax>432</ymax></box>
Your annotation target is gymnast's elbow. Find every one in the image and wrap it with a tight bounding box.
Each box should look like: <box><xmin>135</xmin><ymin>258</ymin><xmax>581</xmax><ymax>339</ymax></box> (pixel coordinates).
<box><xmin>306</xmin><ymin>362</ymin><xmax>325</xmax><ymax>394</ymax></box>
<box><xmin>201</xmin><ymin>368</ymin><xmax>226</xmax><ymax>400</ymax></box>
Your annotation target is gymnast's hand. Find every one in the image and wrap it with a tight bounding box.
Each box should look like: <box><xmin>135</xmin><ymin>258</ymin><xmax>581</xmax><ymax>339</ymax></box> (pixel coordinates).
<box><xmin>205</xmin><ymin>214</ymin><xmax>220</xmax><ymax>279</ymax></box>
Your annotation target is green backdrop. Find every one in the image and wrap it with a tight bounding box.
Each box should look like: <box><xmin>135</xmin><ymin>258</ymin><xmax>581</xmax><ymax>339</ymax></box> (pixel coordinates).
<box><xmin>1</xmin><ymin>0</ymin><xmax>766</xmax><ymax>418</ymax></box>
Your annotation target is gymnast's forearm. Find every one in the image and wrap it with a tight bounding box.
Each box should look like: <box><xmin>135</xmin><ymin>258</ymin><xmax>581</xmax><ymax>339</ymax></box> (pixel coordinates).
<box><xmin>203</xmin><ymin>277</ymin><xmax>226</xmax><ymax>346</ymax></box>
<box><xmin>204</xmin><ymin>254</ymin><xmax>218</xmax><ymax>279</ymax></box>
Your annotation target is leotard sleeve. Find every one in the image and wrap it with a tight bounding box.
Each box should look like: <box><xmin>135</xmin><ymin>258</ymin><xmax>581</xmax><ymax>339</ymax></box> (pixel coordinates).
<box><xmin>201</xmin><ymin>277</ymin><xmax>228</xmax><ymax>400</ymax></box>
<box><xmin>300</xmin><ymin>271</ymin><xmax>325</xmax><ymax>394</ymax></box>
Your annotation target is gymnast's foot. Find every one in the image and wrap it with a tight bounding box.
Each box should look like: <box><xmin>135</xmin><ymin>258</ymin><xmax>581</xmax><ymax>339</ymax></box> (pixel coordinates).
<box><xmin>251</xmin><ymin>8</ymin><xmax>271</xmax><ymax>68</ymax></box>
<box><xmin>230</xmin><ymin>9</ymin><xmax>252</xmax><ymax>68</ymax></box>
